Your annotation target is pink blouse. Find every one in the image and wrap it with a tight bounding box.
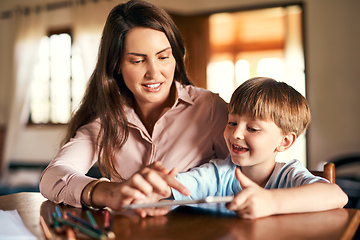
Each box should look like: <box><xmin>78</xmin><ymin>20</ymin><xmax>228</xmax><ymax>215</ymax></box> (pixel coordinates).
<box><xmin>39</xmin><ymin>82</ymin><xmax>229</xmax><ymax>207</ymax></box>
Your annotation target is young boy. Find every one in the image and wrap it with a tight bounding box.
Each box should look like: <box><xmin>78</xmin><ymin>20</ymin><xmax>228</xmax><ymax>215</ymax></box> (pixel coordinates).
<box><xmin>136</xmin><ymin>77</ymin><xmax>348</xmax><ymax>219</ymax></box>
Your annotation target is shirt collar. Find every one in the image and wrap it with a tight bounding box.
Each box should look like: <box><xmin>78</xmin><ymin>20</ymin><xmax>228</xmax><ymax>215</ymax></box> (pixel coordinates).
<box><xmin>124</xmin><ymin>81</ymin><xmax>194</xmax><ymax>123</ymax></box>
<box><xmin>175</xmin><ymin>81</ymin><xmax>194</xmax><ymax>105</ymax></box>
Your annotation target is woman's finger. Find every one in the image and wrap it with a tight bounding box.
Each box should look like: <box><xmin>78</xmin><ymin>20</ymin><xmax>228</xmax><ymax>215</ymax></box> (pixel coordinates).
<box><xmin>128</xmin><ymin>172</ymin><xmax>156</xmax><ymax>196</ymax></box>
<box><xmin>147</xmin><ymin>161</ymin><xmax>170</xmax><ymax>174</ymax></box>
<box><xmin>140</xmin><ymin>166</ymin><xmax>190</xmax><ymax>197</ymax></box>
<box><xmin>140</xmin><ymin>170</ymin><xmax>172</xmax><ymax>196</ymax></box>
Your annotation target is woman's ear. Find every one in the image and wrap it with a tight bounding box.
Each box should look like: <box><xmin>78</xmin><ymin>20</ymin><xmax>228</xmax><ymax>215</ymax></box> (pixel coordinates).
<box><xmin>276</xmin><ymin>132</ymin><xmax>296</xmax><ymax>152</ymax></box>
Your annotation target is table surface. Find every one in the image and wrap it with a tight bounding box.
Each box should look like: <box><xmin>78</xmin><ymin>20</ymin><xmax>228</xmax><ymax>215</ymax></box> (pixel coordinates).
<box><xmin>0</xmin><ymin>192</ymin><xmax>359</xmax><ymax>240</ymax></box>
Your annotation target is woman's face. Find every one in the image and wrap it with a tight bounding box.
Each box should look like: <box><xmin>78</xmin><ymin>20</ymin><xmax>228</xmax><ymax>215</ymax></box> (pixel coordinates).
<box><xmin>120</xmin><ymin>27</ymin><xmax>176</xmax><ymax>107</ymax></box>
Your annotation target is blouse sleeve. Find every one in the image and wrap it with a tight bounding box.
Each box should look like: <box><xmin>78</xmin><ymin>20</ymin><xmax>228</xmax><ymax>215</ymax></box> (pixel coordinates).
<box><xmin>39</xmin><ymin>121</ymin><xmax>101</xmax><ymax>207</ymax></box>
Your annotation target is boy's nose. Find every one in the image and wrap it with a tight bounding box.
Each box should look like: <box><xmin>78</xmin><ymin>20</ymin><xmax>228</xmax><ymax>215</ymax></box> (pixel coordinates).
<box><xmin>233</xmin><ymin>127</ymin><xmax>245</xmax><ymax>140</ymax></box>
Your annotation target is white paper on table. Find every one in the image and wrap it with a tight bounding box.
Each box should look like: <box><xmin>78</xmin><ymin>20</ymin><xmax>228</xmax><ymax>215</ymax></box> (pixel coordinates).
<box><xmin>0</xmin><ymin>210</ymin><xmax>37</xmax><ymax>240</ymax></box>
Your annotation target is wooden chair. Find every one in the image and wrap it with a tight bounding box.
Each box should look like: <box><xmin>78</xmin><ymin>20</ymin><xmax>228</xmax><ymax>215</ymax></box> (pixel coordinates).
<box><xmin>310</xmin><ymin>162</ymin><xmax>335</xmax><ymax>183</ymax></box>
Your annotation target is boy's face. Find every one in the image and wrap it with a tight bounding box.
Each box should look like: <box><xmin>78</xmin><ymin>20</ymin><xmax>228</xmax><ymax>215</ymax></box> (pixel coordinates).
<box><xmin>223</xmin><ymin>113</ymin><xmax>286</xmax><ymax>169</ymax></box>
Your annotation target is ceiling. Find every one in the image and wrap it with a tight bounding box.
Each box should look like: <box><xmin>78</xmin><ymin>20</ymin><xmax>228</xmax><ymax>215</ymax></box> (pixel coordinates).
<box><xmin>0</xmin><ymin>0</ymin><xmax>301</xmax><ymax>15</ymax></box>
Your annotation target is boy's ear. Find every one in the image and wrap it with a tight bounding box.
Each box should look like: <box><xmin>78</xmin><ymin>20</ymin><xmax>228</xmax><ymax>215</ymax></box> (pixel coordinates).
<box><xmin>276</xmin><ymin>132</ymin><xmax>296</xmax><ymax>152</ymax></box>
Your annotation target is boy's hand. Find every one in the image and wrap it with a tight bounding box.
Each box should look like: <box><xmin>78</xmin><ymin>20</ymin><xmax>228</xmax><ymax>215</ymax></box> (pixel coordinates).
<box><xmin>226</xmin><ymin>168</ymin><xmax>275</xmax><ymax>219</ymax></box>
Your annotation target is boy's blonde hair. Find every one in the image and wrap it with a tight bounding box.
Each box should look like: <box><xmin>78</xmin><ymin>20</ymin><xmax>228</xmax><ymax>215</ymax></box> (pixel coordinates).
<box><xmin>228</xmin><ymin>77</ymin><xmax>311</xmax><ymax>138</ymax></box>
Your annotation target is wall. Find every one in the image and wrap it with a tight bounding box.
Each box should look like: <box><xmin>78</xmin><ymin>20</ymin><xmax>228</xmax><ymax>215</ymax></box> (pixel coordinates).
<box><xmin>305</xmin><ymin>0</ymin><xmax>360</xmax><ymax>169</ymax></box>
<box><xmin>0</xmin><ymin>0</ymin><xmax>359</xmax><ymax>170</ymax></box>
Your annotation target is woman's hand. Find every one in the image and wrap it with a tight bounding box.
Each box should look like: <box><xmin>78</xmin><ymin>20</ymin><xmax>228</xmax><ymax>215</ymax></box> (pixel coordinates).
<box><xmin>226</xmin><ymin>168</ymin><xmax>276</xmax><ymax>219</ymax></box>
<box><xmin>132</xmin><ymin>194</ymin><xmax>173</xmax><ymax>218</ymax></box>
<box><xmin>87</xmin><ymin>162</ymin><xmax>190</xmax><ymax>213</ymax></box>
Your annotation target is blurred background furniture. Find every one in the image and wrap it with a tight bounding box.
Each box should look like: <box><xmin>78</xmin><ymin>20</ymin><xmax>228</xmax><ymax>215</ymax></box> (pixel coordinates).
<box><xmin>330</xmin><ymin>155</ymin><xmax>360</xmax><ymax>239</ymax></box>
<box><xmin>311</xmin><ymin>162</ymin><xmax>335</xmax><ymax>183</ymax></box>
<box><xmin>331</xmin><ymin>155</ymin><xmax>360</xmax><ymax>209</ymax></box>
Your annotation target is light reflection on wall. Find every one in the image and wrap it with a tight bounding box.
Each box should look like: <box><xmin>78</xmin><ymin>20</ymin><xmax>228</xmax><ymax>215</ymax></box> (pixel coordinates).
<box><xmin>206</xmin><ymin>5</ymin><xmax>306</xmax><ymax>165</ymax></box>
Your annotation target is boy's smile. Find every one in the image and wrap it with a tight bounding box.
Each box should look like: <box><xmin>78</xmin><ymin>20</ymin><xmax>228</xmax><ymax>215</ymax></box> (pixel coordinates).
<box><xmin>231</xmin><ymin>143</ymin><xmax>249</xmax><ymax>154</ymax></box>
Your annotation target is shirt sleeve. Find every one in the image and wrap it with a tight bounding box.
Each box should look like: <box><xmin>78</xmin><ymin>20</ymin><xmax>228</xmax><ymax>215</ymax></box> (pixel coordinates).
<box><xmin>172</xmin><ymin>157</ymin><xmax>238</xmax><ymax>200</ymax></box>
<box><xmin>267</xmin><ymin>159</ymin><xmax>330</xmax><ymax>189</ymax></box>
<box><xmin>39</xmin><ymin>121</ymin><xmax>101</xmax><ymax>207</ymax></box>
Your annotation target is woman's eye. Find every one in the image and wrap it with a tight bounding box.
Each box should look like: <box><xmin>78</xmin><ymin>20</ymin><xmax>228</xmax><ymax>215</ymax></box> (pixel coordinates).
<box><xmin>131</xmin><ymin>59</ymin><xmax>144</xmax><ymax>64</ymax></box>
<box><xmin>159</xmin><ymin>56</ymin><xmax>169</xmax><ymax>61</ymax></box>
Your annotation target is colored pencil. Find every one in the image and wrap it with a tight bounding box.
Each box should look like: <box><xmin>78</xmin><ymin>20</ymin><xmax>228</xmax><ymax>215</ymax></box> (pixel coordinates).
<box><xmin>66</xmin><ymin>211</ymin><xmax>102</xmax><ymax>234</ymax></box>
<box><xmin>86</xmin><ymin>210</ymin><xmax>99</xmax><ymax>228</ymax></box>
<box><xmin>55</xmin><ymin>206</ymin><xmax>62</xmax><ymax>218</ymax></box>
<box><xmin>52</xmin><ymin>212</ymin><xmax>63</xmax><ymax>234</ymax></box>
<box><xmin>63</xmin><ymin>211</ymin><xmax>76</xmax><ymax>240</ymax></box>
<box><xmin>103</xmin><ymin>209</ymin><xmax>116</xmax><ymax>240</ymax></box>
<box><xmin>103</xmin><ymin>209</ymin><xmax>110</xmax><ymax>229</ymax></box>
<box><xmin>54</xmin><ymin>216</ymin><xmax>107</xmax><ymax>240</ymax></box>
<box><xmin>39</xmin><ymin>216</ymin><xmax>53</xmax><ymax>240</ymax></box>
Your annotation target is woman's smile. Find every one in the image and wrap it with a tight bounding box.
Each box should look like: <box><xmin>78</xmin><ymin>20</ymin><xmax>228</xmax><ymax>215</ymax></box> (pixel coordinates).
<box><xmin>142</xmin><ymin>82</ymin><xmax>163</xmax><ymax>91</ymax></box>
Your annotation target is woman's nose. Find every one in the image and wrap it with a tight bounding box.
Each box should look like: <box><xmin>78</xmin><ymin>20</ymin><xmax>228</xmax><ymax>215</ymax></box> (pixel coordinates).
<box><xmin>145</xmin><ymin>60</ymin><xmax>159</xmax><ymax>79</ymax></box>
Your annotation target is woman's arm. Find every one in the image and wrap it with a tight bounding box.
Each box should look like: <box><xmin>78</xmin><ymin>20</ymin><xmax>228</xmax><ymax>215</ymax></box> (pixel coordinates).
<box><xmin>39</xmin><ymin>122</ymin><xmax>100</xmax><ymax>207</ymax></box>
<box><xmin>84</xmin><ymin>162</ymin><xmax>190</xmax><ymax>217</ymax></box>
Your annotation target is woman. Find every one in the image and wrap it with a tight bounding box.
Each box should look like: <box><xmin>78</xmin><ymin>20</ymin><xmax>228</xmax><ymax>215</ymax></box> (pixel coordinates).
<box><xmin>39</xmin><ymin>0</ymin><xmax>229</xmax><ymax>215</ymax></box>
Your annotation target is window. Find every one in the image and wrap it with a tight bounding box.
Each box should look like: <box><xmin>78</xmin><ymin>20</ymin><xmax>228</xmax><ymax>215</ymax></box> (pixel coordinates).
<box><xmin>207</xmin><ymin>6</ymin><xmax>306</xmax><ymax>165</ymax></box>
<box><xmin>30</xmin><ymin>30</ymin><xmax>86</xmax><ymax>124</ymax></box>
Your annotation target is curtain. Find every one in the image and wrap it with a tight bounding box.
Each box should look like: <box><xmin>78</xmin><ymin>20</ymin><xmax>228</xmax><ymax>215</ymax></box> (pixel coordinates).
<box><xmin>0</xmin><ymin>0</ymin><xmax>117</xmax><ymax>177</ymax></box>
<box><xmin>72</xmin><ymin>1</ymin><xmax>113</xmax><ymax>80</ymax></box>
<box><xmin>1</xmin><ymin>9</ymin><xmax>46</xmax><ymax>176</ymax></box>
<box><xmin>0</xmin><ymin>14</ymin><xmax>15</xmax><ymax>174</ymax></box>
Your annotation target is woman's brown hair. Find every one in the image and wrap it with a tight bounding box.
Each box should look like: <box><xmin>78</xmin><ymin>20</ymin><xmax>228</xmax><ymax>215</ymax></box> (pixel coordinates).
<box><xmin>62</xmin><ymin>0</ymin><xmax>191</xmax><ymax>180</ymax></box>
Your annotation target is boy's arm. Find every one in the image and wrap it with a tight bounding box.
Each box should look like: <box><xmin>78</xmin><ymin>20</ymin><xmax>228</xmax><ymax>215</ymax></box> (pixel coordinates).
<box><xmin>267</xmin><ymin>182</ymin><xmax>347</xmax><ymax>214</ymax></box>
<box><xmin>227</xmin><ymin>168</ymin><xmax>348</xmax><ymax>219</ymax></box>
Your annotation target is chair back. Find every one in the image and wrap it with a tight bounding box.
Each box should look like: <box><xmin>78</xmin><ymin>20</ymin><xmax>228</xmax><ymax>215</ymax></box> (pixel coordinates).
<box><xmin>310</xmin><ymin>162</ymin><xmax>335</xmax><ymax>183</ymax></box>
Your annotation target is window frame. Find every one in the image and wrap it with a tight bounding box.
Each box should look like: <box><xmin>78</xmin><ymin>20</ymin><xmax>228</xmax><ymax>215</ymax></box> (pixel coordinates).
<box><xmin>28</xmin><ymin>28</ymin><xmax>73</xmax><ymax>126</ymax></box>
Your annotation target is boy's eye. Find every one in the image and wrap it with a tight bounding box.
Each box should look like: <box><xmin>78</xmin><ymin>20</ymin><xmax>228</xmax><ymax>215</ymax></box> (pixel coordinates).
<box><xmin>247</xmin><ymin>127</ymin><xmax>259</xmax><ymax>132</ymax></box>
<box><xmin>227</xmin><ymin>121</ymin><xmax>237</xmax><ymax>127</ymax></box>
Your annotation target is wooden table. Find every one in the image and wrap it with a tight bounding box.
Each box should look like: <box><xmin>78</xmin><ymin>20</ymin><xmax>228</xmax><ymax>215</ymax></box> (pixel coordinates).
<box><xmin>0</xmin><ymin>192</ymin><xmax>359</xmax><ymax>240</ymax></box>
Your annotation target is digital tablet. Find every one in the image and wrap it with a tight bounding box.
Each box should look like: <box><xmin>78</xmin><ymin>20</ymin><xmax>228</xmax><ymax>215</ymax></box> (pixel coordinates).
<box><xmin>122</xmin><ymin>196</ymin><xmax>234</xmax><ymax>209</ymax></box>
